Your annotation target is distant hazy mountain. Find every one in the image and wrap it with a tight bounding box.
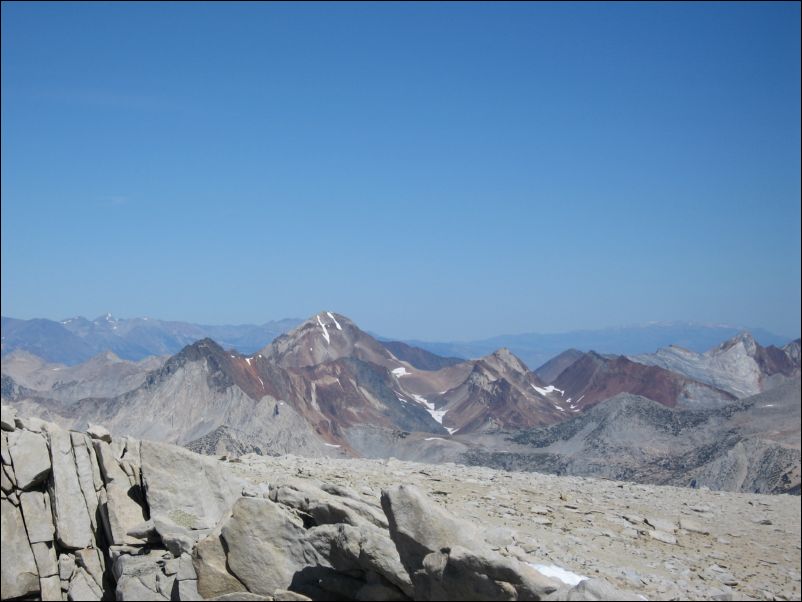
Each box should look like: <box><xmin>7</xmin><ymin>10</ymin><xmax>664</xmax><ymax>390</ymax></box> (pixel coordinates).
<box><xmin>404</xmin><ymin>322</ymin><xmax>795</xmax><ymax>370</ymax></box>
<box><xmin>1</xmin><ymin>314</ymin><xmax>302</xmax><ymax>364</ymax></box>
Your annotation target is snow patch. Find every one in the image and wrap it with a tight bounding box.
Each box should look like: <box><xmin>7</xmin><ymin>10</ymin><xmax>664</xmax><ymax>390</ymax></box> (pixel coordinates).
<box><xmin>258</xmin><ymin>377</ymin><xmax>264</xmax><ymax>387</ymax></box>
<box><xmin>324</xmin><ymin>443</ymin><xmax>341</xmax><ymax>448</ymax></box>
<box><xmin>392</xmin><ymin>367</ymin><xmax>410</xmax><ymax>378</ymax></box>
<box><xmin>553</xmin><ymin>405</ymin><xmax>565</xmax><ymax>412</ymax></box>
<box><xmin>316</xmin><ymin>315</ymin><xmax>330</xmax><ymax>344</ymax></box>
<box><xmin>245</xmin><ymin>357</ymin><xmax>252</xmax><ymax>365</ymax></box>
<box><xmin>424</xmin><ymin>437</ymin><xmax>447</xmax><ymax>441</ymax></box>
<box><xmin>533</xmin><ymin>384</ymin><xmax>565</xmax><ymax>396</ymax></box>
<box><xmin>397</xmin><ymin>397</ymin><xmax>408</xmax><ymax>404</ymax></box>
<box><xmin>445</xmin><ymin>427</ymin><xmax>458</xmax><ymax>435</ymax></box>
<box><xmin>412</xmin><ymin>394</ymin><xmax>449</xmax><ymax>425</ymax></box>
<box><xmin>527</xmin><ymin>563</ymin><xmax>587</xmax><ymax>587</ymax></box>
<box><xmin>326</xmin><ymin>312</ymin><xmax>342</xmax><ymax>330</ymax></box>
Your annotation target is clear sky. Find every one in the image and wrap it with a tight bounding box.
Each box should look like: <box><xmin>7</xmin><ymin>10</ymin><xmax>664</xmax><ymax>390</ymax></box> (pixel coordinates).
<box><xmin>2</xmin><ymin>2</ymin><xmax>800</xmax><ymax>340</ymax></box>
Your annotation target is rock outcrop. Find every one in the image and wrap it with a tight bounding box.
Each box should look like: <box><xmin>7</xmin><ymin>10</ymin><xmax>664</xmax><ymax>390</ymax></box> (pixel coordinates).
<box><xmin>1</xmin><ymin>406</ymin><xmax>642</xmax><ymax>601</ymax></box>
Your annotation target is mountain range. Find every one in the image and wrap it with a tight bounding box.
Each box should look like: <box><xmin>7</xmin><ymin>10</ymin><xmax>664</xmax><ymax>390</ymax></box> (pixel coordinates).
<box><xmin>2</xmin><ymin>314</ymin><xmax>795</xmax><ymax>370</ymax></box>
<box><xmin>2</xmin><ymin>310</ymin><xmax>799</xmax><ymax>494</ymax></box>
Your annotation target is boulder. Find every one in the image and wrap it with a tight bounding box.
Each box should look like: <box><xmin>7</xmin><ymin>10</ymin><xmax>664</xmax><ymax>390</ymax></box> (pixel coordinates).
<box><xmin>49</xmin><ymin>430</ymin><xmax>94</xmax><ymax>549</ymax></box>
<box><xmin>274</xmin><ymin>480</ymin><xmax>388</xmax><ymax>529</ymax></box>
<box><xmin>154</xmin><ymin>517</ymin><xmax>197</xmax><ymax>556</ymax></box>
<box><xmin>0</xmin><ymin>431</ymin><xmax>10</xmax><ymax>464</ymax></box>
<box><xmin>86</xmin><ymin>423</ymin><xmax>112</xmax><ymax>443</ymax></box>
<box><xmin>0</xmin><ymin>405</ymin><xmax>16</xmax><ymax>431</ymax></box>
<box><xmin>59</xmin><ymin>553</ymin><xmax>76</xmax><ymax>580</ymax></box>
<box><xmin>178</xmin><ymin>579</ymin><xmax>203</xmax><ymax>601</ymax></box>
<box><xmin>415</xmin><ymin>545</ymin><xmax>559</xmax><ymax>601</ymax></box>
<box><xmin>71</xmin><ymin>434</ymin><xmax>100</xmax><ymax>529</ymax></box>
<box><xmin>75</xmin><ymin>548</ymin><xmax>105</xmax><ymax>589</ymax></box>
<box><xmin>141</xmin><ymin>440</ymin><xmax>243</xmax><ymax>530</ymax></box>
<box><xmin>113</xmin><ymin>550</ymin><xmax>172</xmax><ymax>601</ymax></box>
<box><xmin>40</xmin><ymin>574</ymin><xmax>62</xmax><ymax>601</ymax></box>
<box><xmin>103</xmin><ymin>480</ymin><xmax>148</xmax><ymax>545</ymax></box>
<box><xmin>193</xmin><ymin>528</ymin><xmax>248</xmax><ymax>599</ymax></box>
<box><xmin>1</xmin><ymin>499</ymin><xmax>40</xmax><ymax>599</ymax></box>
<box><xmin>0</xmin><ymin>464</ymin><xmax>12</xmax><ymax>493</ymax></box>
<box><xmin>8</xmin><ymin>428</ymin><xmax>51</xmax><ymax>489</ymax></box>
<box><xmin>380</xmin><ymin>483</ymin><xmax>481</xmax><ymax>574</ymax></box>
<box><xmin>19</xmin><ymin>490</ymin><xmax>55</xmax><ymax>543</ymax></box>
<box><xmin>308</xmin><ymin>522</ymin><xmax>413</xmax><ymax>597</ymax></box>
<box><xmin>221</xmin><ymin>496</ymin><xmax>323</xmax><ymax>596</ymax></box>
<box><xmin>68</xmin><ymin>566</ymin><xmax>103</xmax><ymax>601</ymax></box>
<box><xmin>178</xmin><ymin>553</ymin><xmax>197</xmax><ymax>580</ymax></box>
<box><xmin>93</xmin><ymin>440</ymin><xmax>129</xmax><ymax>484</ymax></box>
<box><xmin>31</xmin><ymin>541</ymin><xmax>59</xmax><ymax>578</ymax></box>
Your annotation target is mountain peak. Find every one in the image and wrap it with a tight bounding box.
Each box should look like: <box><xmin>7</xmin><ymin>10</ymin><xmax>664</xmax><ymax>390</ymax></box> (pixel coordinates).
<box><xmin>260</xmin><ymin>311</ymin><xmax>393</xmax><ymax>369</ymax></box>
<box><xmin>481</xmin><ymin>348</ymin><xmax>530</xmax><ymax>375</ymax></box>
<box><xmin>716</xmin><ymin>331</ymin><xmax>758</xmax><ymax>355</ymax></box>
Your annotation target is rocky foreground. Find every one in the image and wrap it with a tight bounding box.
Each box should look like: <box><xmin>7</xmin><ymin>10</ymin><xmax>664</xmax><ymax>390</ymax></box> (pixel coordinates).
<box><xmin>1</xmin><ymin>406</ymin><xmax>800</xmax><ymax>602</ymax></box>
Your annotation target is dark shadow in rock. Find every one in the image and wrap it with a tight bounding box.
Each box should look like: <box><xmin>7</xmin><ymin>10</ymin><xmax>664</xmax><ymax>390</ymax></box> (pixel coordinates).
<box><xmin>290</xmin><ymin>565</ymin><xmax>365</xmax><ymax>601</ymax></box>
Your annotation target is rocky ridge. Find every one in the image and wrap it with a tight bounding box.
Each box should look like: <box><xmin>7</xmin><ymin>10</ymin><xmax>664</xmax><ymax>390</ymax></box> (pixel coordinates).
<box><xmin>2</xmin><ymin>406</ymin><xmax>801</xmax><ymax>601</ymax></box>
<box><xmin>0</xmin><ymin>407</ymin><xmax>630</xmax><ymax>601</ymax></box>
<box><xmin>631</xmin><ymin>333</ymin><xmax>801</xmax><ymax>398</ymax></box>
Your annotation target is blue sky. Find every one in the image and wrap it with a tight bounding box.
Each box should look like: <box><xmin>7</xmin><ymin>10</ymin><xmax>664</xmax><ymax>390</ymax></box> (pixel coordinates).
<box><xmin>2</xmin><ymin>2</ymin><xmax>800</xmax><ymax>340</ymax></box>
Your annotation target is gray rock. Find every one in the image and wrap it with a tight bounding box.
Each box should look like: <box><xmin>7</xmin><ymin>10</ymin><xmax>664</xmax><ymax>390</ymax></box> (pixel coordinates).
<box><xmin>102</xmin><ymin>480</ymin><xmax>147</xmax><ymax>545</ymax></box>
<box><xmin>381</xmin><ymin>483</ymin><xmax>481</xmax><ymax>574</ymax></box>
<box><xmin>31</xmin><ymin>541</ymin><xmax>59</xmax><ymax>577</ymax></box>
<box><xmin>141</xmin><ymin>440</ymin><xmax>243</xmax><ymax>530</ymax></box>
<box><xmin>114</xmin><ymin>551</ymin><xmax>170</xmax><ymax>601</ymax></box>
<box><xmin>1</xmin><ymin>499</ymin><xmax>40</xmax><ymax>599</ymax></box>
<box><xmin>154</xmin><ymin>517</ymin><xmax>197</xmax><ymax>556</ymax></box>
<box><xmin>275</xmin><ymin>481</ymin><xmax>388</xmax><ymax>529</ymax></box>
<box><xmin>193</xmin><ymin>528</ymin><xmax>248</xmax><ymax>599</ymax></box>
<box><xmin>127</xmin><ymin>518</ymin><xmax>157</xmax><ymax>540</ymax></box>
<box><xmin>0</xmin><ymin>431</ymin><xmax>11</xmax><ymax>464</ymax></box>
<box><xmin>8</xmin><ymin>428</ymin><xmax>52</xmax><ymax>489</ymax></box>
<box><xmin>544</xmin><ymin>577</ymin><xmax>645</xmax><ymax>601</ymax></box>
<box><xmin>0</xmin><ymin>464</ymin><xmax>13</xmax><ymax>493</ymax></box>
<box><xmin>308</xmin><ymin>522</ymin><xmax>413</xmax><ymax>597</ymax></box>
<box><xmin>75</xmin><ymin>548</ymin><xmax>105</xmax><ymax>589</ymax></box>
<box><xmin>93</xmin><ymin>439</ymin><xmax>129</xmax><ymax>484</ymax></box>
<box><xmin>49</xmin><ymin>430</ymin><xmax>94</xmax><ymax>549</ymax></box>
<box><xmin>71</xmin><ymin>435</ymin><xmax>100</xmax><ymax>529</ymax></box>
<box><xmin>0</xmin><ymin>405</ymin><xmax>16</xmax><ymax>431</ymax></box>
<box><xmin>39</xmin><ymin>574</ymin><xmax>62</xmax><ymax>601</ymax></box>
<box><xmin>86</xmin><ymin>423</ymin><xmax>112</xmax><ymax>443</ymax></box>
<box><xmin>486</xmin><ymin>526</ymin><xmax>518</xmax><ymax>548</ymax></box>
<box><xmin>178</xmin><ymin>579</ymin><xmax>203</xmax><ymax>601</ymax></box>
<box><xmin>415</xmin><ymin>545</ymin><xmax>560</xmax><ymax>601</ymax></box>
<box><xmin>84</xmin><ymin>435</ymin><xmax>104</xmax><ymax>492</ymax></box>
<box><xmin>68</xmin><ymin>566</ymin><xmax>103</xmax><ymax>601</ymax></box>
<box><xmin>648</xmin><ymin>530</ymin><xmax>677</xmax><ymax>545</ymax></box>
<box><xmin>178</xmin><ymin>553</ymin><xmax>197</xmax><ymax>580</ymax></box>
<box><xmin>59</xmin><ymin>553</ymin><xmax>75</xmax><ymax>580</ymax></box>
<box><xmin>222</xmin><ymin>496</ymin><xmax>323</xmax><ymax>595</ymax></box>
<box><xmin>19</xmin><ymin>490</ymin><xmax>55</xmax><ymax>543</ymax></box>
